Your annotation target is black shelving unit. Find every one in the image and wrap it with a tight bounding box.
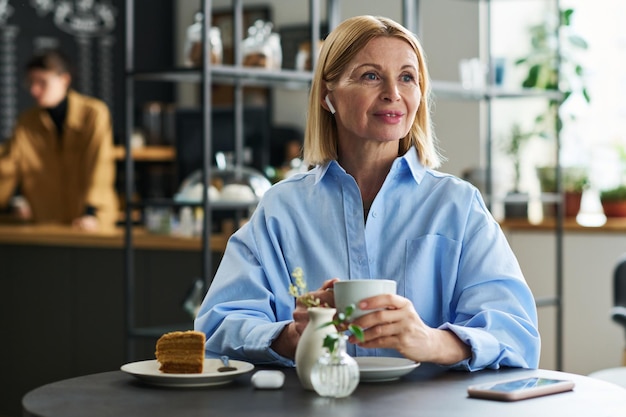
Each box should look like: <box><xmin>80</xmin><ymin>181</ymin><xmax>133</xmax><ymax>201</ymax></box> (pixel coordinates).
<box><xmin>123</xmin><ymin>0</ymin><xmax>217</xmax><ymax>358</ymax></box>
<box><xmin>122</xmin><ymin>0</ymin><xmax>333</xmax><ymax>361</ymax></box>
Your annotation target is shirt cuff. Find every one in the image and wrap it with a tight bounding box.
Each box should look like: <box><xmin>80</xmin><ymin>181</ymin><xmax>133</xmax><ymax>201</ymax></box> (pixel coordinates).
<box><xmin>439</xmin><ymin>322</ymin><xmax>500</xmax><ymax>371</ymax></box>
<box><xmin>245</xmin><ymin>320</ymin><xmax>296</xmax><ymax>367</ymax></box>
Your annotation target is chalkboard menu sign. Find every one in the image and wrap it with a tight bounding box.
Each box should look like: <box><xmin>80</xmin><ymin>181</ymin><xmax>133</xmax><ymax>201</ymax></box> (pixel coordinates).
<box><xmin>0</xmin><ymin>0</ymin><xmax>174</xmax><ymax>143</ymax></box>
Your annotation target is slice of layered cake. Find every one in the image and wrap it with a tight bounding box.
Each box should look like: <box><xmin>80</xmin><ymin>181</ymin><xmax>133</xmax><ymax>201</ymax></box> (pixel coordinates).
<box><xmin>155</xmin><ymin>330</ymin><xmax>205</xmax><ymax>373</ymax></box>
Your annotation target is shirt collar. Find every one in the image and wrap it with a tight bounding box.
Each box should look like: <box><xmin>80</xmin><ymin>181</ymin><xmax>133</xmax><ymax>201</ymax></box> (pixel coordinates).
<box><xmin>401</xmin><ymin>146</ymin><xmax>426</xmax><ymax>184</ymax></box>
<box><xmin>314</xmin><ymin>160</ymin><xmax>342</xmax><ymax>184</ymax></box>
<box><xmin>314</xmin><ymin>146</ymin><xmax>426</xmax><ymax>185</ymax></box>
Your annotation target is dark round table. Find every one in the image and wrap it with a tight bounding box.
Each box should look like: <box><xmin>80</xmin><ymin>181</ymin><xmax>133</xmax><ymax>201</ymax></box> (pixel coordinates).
<box><xmin>23</xmin><ymin>363</ymin><xmax>626</xmax><ymax>417</ymax></box>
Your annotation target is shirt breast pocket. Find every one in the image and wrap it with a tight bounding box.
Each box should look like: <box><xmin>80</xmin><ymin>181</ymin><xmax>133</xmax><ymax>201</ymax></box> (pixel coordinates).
<box><xmin>402</xmin><ymin>235</ymin><xmax>461</xmax><ymax>328</ymax></box>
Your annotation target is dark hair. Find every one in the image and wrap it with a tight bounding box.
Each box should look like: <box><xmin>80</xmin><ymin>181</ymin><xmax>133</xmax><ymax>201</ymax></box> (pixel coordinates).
<box><xmin>26</xmin><ymin>49</ymin><xmax>73</xmax><ymax>75</ymax></box>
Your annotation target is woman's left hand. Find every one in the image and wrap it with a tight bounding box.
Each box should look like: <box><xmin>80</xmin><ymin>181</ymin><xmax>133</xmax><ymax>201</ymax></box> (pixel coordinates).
<box><xmin>349</xmin><ymin>294</ymin><xmax>471</xmax><ymax>365</ymax></box>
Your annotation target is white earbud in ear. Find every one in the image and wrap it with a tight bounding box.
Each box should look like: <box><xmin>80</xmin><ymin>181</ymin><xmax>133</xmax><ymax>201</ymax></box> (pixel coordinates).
<box><xmin>325</xmin><ymin>94</ymin><xmax>336</xmax><ymax>115</ymax></box>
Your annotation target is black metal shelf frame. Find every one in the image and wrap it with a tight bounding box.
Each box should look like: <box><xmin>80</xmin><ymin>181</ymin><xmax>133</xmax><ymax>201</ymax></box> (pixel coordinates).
<box><xmin>129</xmin><ymin>67</ymin><xmax>565</xmax><ymax>100</ymax></box>
<box><xmin>132</xmin><ymin>197</ymin><xmax>258</xmax><ymax>210</ymax></box>
<box><xmin>122</xmin><ymin>0</ymin><xmax>333</xmax><ymax>362</ymax></box>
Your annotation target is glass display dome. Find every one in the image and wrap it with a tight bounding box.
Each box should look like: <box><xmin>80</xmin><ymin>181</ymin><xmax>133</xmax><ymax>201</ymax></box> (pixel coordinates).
<box><xmin>174</xmin><ymin>164</ymin><xmax>272</xmax><ymax>205</ymax></box>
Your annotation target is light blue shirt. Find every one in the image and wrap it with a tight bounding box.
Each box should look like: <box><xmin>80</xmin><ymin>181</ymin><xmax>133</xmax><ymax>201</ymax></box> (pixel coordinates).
<box><xmin>194</xmin><ymin>147</ymin><xmax>540</xmax><ymax>371</ymax></box>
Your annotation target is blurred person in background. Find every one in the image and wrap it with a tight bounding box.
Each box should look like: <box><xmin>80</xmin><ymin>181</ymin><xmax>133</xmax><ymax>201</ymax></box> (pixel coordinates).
<box><xmin>0</xmin><ymin>48</ymin><xmax>118</xmax><ymax>231</ymax></box>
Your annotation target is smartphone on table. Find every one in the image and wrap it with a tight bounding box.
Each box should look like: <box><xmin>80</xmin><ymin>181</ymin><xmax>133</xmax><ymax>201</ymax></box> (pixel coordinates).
<box><xmin>467</xmin><ymin>376</ymin><xmax>575</xmax><ymax>401</ymax></box>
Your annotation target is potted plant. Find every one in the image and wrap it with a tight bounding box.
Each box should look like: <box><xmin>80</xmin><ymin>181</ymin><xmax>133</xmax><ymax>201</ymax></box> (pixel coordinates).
<box><xmin>514</xmin><ymin>8</ymin><xmax>590</xmax><ymax>220</ymax></box>
<box><xmin>598</xmin><ymin>144</ymin><xmax>626</xmax><ymax>218</ymax></box>
<box><xmin>536</xmin><ymin>165</ymin><xmax>587</xmax><ymax>217</ymax></box>
<box><xmin>600</xmin><ymin>185</ymin><xmax>626</xmax><ymax>218</ymax></box>
<box><xmin>515</xmin><ymin>7</ymin><xmax>590</xmax><ymax>141</ymax></box>
<box><xmin>563</xmin><ymin>171</ymin><xmax>587</xmax><ymax>217</ymax></box>
<box><xmin>502</xmin><ymin>124</ymin><xmax>533</xmax><ymax>219</ymax></box>
<box><xmin>290</xmin><ymin>268</ymin><xmax>363</xmax><ymax>397</ymax></box>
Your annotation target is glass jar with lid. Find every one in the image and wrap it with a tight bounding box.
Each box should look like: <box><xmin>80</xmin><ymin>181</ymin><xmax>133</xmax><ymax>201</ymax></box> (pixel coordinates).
<box><xmin>242</xmin><ymin>19</ymin><xmax>281</xmax><ymax>69</ymax></box>
<box><xmin>184</xmin><ymin>11</ymin><xmax>223</xmax><ymax>67</ymax></box>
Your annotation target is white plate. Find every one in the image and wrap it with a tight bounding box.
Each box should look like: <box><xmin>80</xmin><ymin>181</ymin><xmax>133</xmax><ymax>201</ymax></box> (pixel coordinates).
<box><xmin>120</xmin><ymin>358</ymin><xmax>254</xmax><ymax>387</ymax></box>
<box><xmin>355</xmin><ymin>357</ymin><xmax>420</xmax><ymax>382</ymax></box>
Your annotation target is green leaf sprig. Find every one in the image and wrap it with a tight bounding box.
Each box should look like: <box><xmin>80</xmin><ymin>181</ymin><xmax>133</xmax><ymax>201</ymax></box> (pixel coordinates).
<box><xmin>320</xmin><ymin>304</ymin><xmax>365</xmax><ymax>354</ymax></box>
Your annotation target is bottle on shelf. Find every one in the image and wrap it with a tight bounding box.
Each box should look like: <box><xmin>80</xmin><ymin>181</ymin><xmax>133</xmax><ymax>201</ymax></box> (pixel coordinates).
<box><xmin>184</xmin><ymin>11</ymin><xmax>223</xmax><ymax>67</ymax></box>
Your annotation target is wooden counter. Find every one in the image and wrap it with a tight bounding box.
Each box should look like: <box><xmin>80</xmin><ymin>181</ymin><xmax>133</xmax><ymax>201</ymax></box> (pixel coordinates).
<box><xmin>500</xmin><ymin>217</ymin><xmax>626</xmax><ymax>233</ymax></box>
<box><xmin>113</xmin><ymin>145</ymin><xmax>175</xmax><ymax>161</ymax></box>
<box><xmin>1</xmin><ymin>216</ymin><xmax>624</xmax><ymax>252</ymax></box>
<box><xmin>0</xmin><ymin>212</ymin><xmax>623</xmax><ymax>251</ymax></box>
<box><xmin>0</xmin><ymin>223</ymin><xmax>229</xmax><ymax>251</ymax></box>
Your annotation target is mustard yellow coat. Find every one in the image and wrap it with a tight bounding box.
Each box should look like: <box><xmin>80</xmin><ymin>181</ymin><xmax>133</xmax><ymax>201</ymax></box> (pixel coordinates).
<box><xmin>0</xmin><ymin>90</ymin><xmax>118</xmax><ymax>229</ymax></box>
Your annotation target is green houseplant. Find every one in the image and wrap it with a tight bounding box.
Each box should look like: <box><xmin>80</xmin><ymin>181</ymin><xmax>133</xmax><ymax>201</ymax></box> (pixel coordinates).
<box><xmin>515</xmin><ymin>7</ymin><xmax>590</xmax><ymax>219</ymax></box>
<box><xmin>503</xmin><ymin>124</ymin><xmax>533</xmax><ymax>194</ymax></box>
<box><xmin>600</xmin><ymin>145</ymin><xmax>626</xmax><ymax>218</ymax></box>
<box><xmin>536</xmin><ymin>165</ymin><xmax>587</xmax><ymax>217</ymax></box>
<box><xmin>536</xmin><ymin>166</ymin><xmax>587</xmax><ymax>195</ymax></box>
<box><xmin>600</xmin><ymin>185</ymin><xmax>626</xmax><ymax>218</ymax></box>
<box><xmin>515</xmin><ymin>7</ymin><xmax>590</xmax><ymax>139</ymax></box>
<box><xmin>502</xmin><ymin>124</ymin><xmax>533</xmax><ymax>219</ymax></box>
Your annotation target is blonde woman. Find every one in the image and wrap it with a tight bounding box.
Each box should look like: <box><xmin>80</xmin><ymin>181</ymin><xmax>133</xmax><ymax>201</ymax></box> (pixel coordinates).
<box><xmin>196</xmin><ymin>16</ymin><xmax>539</xmax><ymax>371</ymax></box>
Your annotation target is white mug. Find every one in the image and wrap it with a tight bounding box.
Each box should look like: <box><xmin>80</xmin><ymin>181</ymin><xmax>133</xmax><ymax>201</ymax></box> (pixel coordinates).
<box><xmin>333</xmin><ymin>279</ymin><xmax>397</xmax><ymax>319</ymax></box>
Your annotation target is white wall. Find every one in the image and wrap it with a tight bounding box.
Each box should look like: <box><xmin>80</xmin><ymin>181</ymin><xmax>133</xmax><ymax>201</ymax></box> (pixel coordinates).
<box><xmin>421</xmin><ymin>0</ymin><xmax>481</xmax><ymax>177</ymax></box>
<box><xmin>507</xmin><ymin>230</ymin><xmax>625</xmax><ymax>374</ymax></box>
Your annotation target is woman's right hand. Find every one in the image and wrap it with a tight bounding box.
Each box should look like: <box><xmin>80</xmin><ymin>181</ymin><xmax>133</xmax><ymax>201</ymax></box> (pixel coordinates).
<box><xmin>271</xmin><ymin>278</ymin><xmax>339</xmax><ymax>359</ymax></box>
<box><xmin>292</xmin><ymin>278</ymin><xmax>339</xmax><ymax>335</ymax></box>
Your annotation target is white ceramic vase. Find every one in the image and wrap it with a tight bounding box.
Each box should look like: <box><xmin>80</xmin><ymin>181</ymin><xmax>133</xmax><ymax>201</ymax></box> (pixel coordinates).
<box><xmin>295</xmin><ymin>307</ymin><xmax>337</xmax><ymax>390</ymax></box>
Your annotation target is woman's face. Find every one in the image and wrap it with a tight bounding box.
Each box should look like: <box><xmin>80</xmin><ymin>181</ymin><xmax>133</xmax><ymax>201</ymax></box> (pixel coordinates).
<box><xmin>27</xmin><ymin>69</ymin><xmax>70</xmax><ymax>108</ymax></box>
<box><xmin>328</xmin><ymin>36</ymin><xmax>421</xmax><ymax>147</ymax></box>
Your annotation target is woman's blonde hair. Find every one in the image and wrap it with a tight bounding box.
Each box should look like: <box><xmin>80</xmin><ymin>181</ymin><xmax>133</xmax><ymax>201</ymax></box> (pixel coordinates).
<box><xmin>304</xmin><ymin>15</ymin><xmax>442</xmax><ymax>168</ymax></box>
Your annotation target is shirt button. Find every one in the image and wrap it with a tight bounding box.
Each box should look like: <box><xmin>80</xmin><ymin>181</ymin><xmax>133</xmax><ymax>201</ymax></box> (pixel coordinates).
<box><xmin>371</xmin><ymin>211</ymin><xmax>378</xmax><ymax>218</ymax></box>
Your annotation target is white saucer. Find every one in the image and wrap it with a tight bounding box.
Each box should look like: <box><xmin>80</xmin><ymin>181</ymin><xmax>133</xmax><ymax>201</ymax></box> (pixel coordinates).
<box><xmin>355</xmin><ymin>357</ymin><xmax>420</xmax><ymax>382</ymax></box>
<box><xmin>121</xmin><ymin>358</ymin><xmax>254</xmax><ymax>387</ymax></box>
